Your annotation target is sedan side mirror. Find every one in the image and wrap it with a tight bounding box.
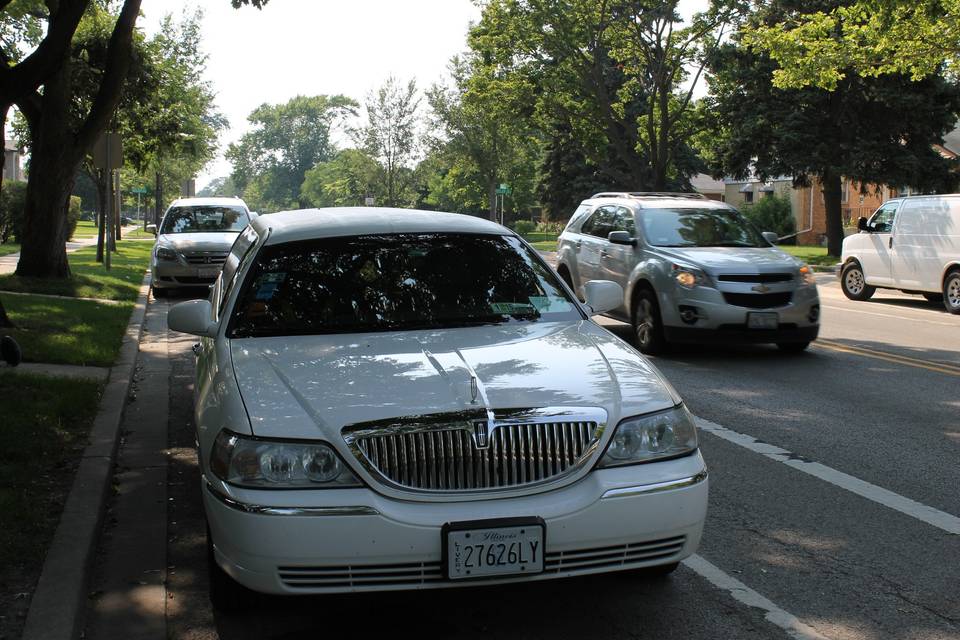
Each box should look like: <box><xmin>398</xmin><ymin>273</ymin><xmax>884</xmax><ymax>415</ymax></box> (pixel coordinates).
<box><xmin>583</xmin><ymin>280</ymin><xmax>623</xmax><ymax>316</ymax></box>
<box><xmin>146</xmin><ymin>223</ymin><xmax>157</xmax><ymax>235</ymax></box>
<box><xmin>857</xmin><ymin>217</ymin><xmax>868</xmax><ymax>232</ymax></box>
<box><xmin>762</xmin><ymin>231</ymin><xmax>779</xmax><ymax>245</ymax></box>
<box><xmin>608</xmin><ymin>231</ymin><xmax>636</xmax><ymax>246</ymax></box>
<box><xmin>168</xmin><ymin>299</ymin><xmax>216</xmax><ymax>337</ymax></box>
<box><xmin>249</xmin><ymin>212</ymin><xmax>259</xmax><ymax>219</ymax></box>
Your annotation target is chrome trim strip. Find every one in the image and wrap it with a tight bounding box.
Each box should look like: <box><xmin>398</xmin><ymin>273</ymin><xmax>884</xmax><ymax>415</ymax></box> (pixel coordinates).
<box><xmin>204</xmin><ymin>480</ymin><xmax>380</xmax><ymax>516</ymax></box>
<box><xmin>600</xmin><ymin>470</ymin><xmax>708</xmax><ymax>500</ymax></box>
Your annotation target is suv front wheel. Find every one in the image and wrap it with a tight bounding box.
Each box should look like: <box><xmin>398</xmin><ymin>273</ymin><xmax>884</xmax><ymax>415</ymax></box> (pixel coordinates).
<box><xmin>632</xmin><ymin>288</ymin><xmax>667</xmax><ymax>355</ymax></box>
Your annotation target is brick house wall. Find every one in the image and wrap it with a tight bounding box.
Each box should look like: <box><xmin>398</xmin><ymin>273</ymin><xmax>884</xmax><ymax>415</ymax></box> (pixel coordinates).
<box><xmin>795</xmin><ymin>179</ymin><xmax>892</xmax><ymax>245</ymax></box>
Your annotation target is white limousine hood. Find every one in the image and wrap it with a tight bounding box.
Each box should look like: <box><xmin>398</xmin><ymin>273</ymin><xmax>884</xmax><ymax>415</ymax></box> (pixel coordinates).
<box><xmin>229</xmin><ymin>321</ymin><xmax>679</xmax><ymax>440</ymax></box>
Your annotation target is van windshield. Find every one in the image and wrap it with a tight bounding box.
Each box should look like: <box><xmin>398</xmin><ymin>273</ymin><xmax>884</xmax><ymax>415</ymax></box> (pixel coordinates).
<box><xmin>161</xmin><ymin>205</ymin><xmax>249</xmax><ymax>234</ymax></box>
<box><xmin>641</xmin><ymin>208</ymin><xmax>768</xmax><ymax>248</ymax></box>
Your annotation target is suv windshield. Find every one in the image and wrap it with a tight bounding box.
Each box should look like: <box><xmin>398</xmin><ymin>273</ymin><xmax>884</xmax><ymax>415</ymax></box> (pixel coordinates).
<box><xmin>641</xmin><ymin>207</ymin><xmax>767</xmax><ymax>248</ymax></box>
<box><xmin>161</xmin><ymin>205</ymin><xmax>249</xmax><ymax>234</ymax></box>
<box><xmin>228</xmin><ymin>233</ymin><xmax>581</xmax><ymax>338</ymax></box>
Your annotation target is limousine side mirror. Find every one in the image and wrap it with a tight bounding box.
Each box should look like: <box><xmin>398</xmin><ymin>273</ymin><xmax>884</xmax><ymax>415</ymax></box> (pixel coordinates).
<box><xmin>583</xmin><ymin>280</ymin><xmax>623</xmax><ymax>316</ymax></box>
<box><xmin>168</xmin><ymin>299</ymin><xmax>217</xmax><ymax>337</ymax></box>
<box><xmin>762</xmin><ymin>231</ymin><xmax>779</xmax><ymax>245</ymax></box>
<box><xmin>857</xmin><ymin>217</ymin><xmax>868</xmax><ymax>232</ymax></box>
<box><xmin>608</xmin><ymin>231</ymin><xmax>636</xmax><ymax>246</ymax></box>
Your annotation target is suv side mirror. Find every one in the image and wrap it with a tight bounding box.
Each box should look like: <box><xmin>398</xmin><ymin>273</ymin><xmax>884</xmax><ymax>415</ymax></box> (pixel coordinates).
<box><xmin>146</xmin><ymin>223</ymin><xmax>157</xmax><ymax>235</ymax></box>
<box><xmin>857</xmin><ymin>217</ymin><xmax>868</xmax><ymax>232</ymax></box>
<box><xmin>607</xmin><ymin>231</ymin><xmax>636</xmax><ymax>246</ymax></box>
<box><xmin>762</xmin><ymin>231</ymin><xmax>779</xmax><ymax>245</ymax></box>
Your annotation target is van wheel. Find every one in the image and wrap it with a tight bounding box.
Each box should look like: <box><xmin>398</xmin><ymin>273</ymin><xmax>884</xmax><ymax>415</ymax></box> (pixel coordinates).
<box><xmin>944</xmin><ymin>269</ymin><xmax>960</xmax><ymax>314</ymax></box>
<box><xmin>922</xmin><ymin>293</ymin><xmax>943</xmax><ymax>303</ymax></box>
<box><xmin>632</xmin><ymin>288</ymin><xmax>667</xmax><ymax>355</ymax></box>
<box><xmin>841</xmin><ymin>262</ymin><xmax>875</xmax><ymax>301</ymax></box>
<box><xmin>207</xmin><ymin>526</ymin><xmax>256</xmax><ymax>612</ymax></box>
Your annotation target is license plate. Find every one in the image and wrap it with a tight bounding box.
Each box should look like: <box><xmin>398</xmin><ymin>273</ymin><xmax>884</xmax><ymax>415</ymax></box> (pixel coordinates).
<box><xmin>747</xmin><ymin>312</ymin><xmax>778</xmax><ymax>329</ymax></box>
<box><xmin>445</xmin><ymin>519</ymin><xmax>544</xmax><ymax>580</ymax></box>
<box><xmin>197</xmin><ymin>267</ymin><xmax>220</xmax><ymax>279</ymax></box>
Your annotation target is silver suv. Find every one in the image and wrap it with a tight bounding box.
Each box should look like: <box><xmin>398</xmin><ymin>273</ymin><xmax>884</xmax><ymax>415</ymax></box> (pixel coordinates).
<box><xmin>555</xmin><ymin>192</ymin><xmax>820</xmax><ymax>354</ymax></box>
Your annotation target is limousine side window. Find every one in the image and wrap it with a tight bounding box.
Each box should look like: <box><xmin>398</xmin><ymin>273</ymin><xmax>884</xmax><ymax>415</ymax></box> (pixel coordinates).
<box><xmin>868</xmin><ymin>201</ymin><xmax>899</xmax><ymax>233</ymax></box>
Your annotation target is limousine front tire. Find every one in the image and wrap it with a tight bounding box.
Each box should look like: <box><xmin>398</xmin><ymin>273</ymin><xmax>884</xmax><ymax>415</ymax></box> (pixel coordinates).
<box><xmin>841</xmin><ymin>261</ymin><xmax>876</xmax><ymax>301</ymax></box>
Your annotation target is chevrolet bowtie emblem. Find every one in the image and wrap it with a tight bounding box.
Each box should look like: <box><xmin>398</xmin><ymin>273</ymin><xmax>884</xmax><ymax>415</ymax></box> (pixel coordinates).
<box><xmin>751</xmin><ymin>284</ymin><xmax>770</xmax><ymax>293</ymax></box>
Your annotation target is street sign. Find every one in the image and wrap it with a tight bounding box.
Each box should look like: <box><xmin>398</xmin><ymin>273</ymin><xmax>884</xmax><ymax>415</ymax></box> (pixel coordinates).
<box><xmin>496</xmin><ymin>183</ymin><xmax>512</xmax><ymax>195</ymax></box>
<box><xmin>92</xmin><ymin>133</ymin><xmax>122</xmax><ymax>170</ymax></box>
<box><xmin>364</xmin><ymin>196</ymin><xmax>376</xmax><ymax>206</ymax></box>
<box><xmin>131</xmin><ymin>186</ymin><xmax>148</xmax><ymax>194</ymax></box>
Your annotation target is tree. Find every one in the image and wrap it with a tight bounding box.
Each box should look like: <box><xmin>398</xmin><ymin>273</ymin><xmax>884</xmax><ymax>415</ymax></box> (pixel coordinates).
<box><xmin>227</xmin><ymin>95</ymin><xmax>357</xmax><ymax>211</ymax></box>
<box><xmin>354</xmin><ymin>76</ymin><xmax>421</xmax><ymax>207</ymax></box>
<box><xmin>11</xmin><ymin>0</ymin><xmax>142</xmax><ymax>278</ymax></box>
<box><xmin>426</xmin><ymin>57</ymin><xmax>540</xmax><ymax>220</ymax></box>
<box><xmin>301</xmin><ymin>148</ymin><xmax>383</xmax><ymax>207</ymax></box>
<box><xmin>706</xmin><ymin>0</ymin><xmax>960</xmax><ymax>256</ymax></box>
<box><xmin>468</xmin><ymin>0</ymin><xmax>733</xmax><ymax>194</ymax></box>
<box><xmin>743</xmin><ymin>0</ymin><xmax>960</xmax><ymax>90</ymax></box>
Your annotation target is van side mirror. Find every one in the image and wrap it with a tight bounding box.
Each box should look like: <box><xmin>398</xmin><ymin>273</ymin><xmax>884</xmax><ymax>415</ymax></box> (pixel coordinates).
<box><xmin>146</xmin><ymin>223</ymin><xmax>157</xmax><ymax>235</ymax></box>
<box><xmin>857</xmin><ymin>217</ymin><xmax>868</xmax><ymax>232</ymax></box>
<box><xmin>607</xmin><ymin>231</ymin><xmax>636</xmax><ymax>246</ymax></box>
<box><xmin>762</xmin><ymin>231</ymin><xmax>779</xmax><ymax>245</ymax></box>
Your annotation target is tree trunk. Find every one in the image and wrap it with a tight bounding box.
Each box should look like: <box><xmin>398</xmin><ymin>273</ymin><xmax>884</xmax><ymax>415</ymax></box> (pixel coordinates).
<box><xmin>0</xmin><ymin>104</ymin><xmax>11</xmax><ymax>328</ymax></box>
<box><xmin>822</xmin><ymin>170</ymin><xmax>845</xmax><ymax>257</ymax></box>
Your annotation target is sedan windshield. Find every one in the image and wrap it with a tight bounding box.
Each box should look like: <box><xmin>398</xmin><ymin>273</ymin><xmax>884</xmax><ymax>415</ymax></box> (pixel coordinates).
<box><xmin>641</xmin><ymin>207</ymin><xmax>767</xmax><ymax>248</ymax></box>
<box><xmin>161</xmin><ymin>205</ymin><xmax>249</xmax><ymax>234</ymax></box>
<box><xmin>228</xmin><ymin>233</ymin><xmax>581</xmax><ymax>337</ymax></box>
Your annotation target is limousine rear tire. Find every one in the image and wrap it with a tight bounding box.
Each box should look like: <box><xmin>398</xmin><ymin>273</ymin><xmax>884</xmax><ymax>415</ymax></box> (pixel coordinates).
<box><xmin>944</xmin><ymin>269</ymin><xmax>960</xmax><ymax>314</ymax></box>
<box><xmin>841</xmin><ymin>262</ymin><xmax>875</xmax><ymax>301</ymax></box>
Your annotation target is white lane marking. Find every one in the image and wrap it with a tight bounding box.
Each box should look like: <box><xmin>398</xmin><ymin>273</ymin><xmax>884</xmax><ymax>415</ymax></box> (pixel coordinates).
<box><xmin>683</xmin><ymin>555</ymin><xmax>831</xmax><ymax>640</ymax></box>
<box><xmin>820</xmin><ymin>303</ymin><xmax>960</xmax><ymax>327</ymax></box>
<box><xmin>695</xmin><ymin>416</ymin><xmax>960</xmax><ymax>535</ymax></box>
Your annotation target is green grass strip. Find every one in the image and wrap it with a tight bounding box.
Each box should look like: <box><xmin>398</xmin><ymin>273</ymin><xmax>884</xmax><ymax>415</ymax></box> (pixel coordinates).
<box><xmin>4</xmin><ymin>294</ymin><xmax>134</xmax><ymax>366</ymax></box>
<box><xmin>0</xmin><ymin>372</ymin><xmax>102</xmax><ymax>570</ymax></box>
<box><xmin>0</xmin><ymin>241</ymin><xmax>151</xmax><ymax>302</ymax></box>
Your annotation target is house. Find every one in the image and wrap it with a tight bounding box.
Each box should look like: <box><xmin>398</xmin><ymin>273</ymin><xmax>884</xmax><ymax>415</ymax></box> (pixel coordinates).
<box><xmin>3</xmin><ymin>139</ymin><xmax>23</xmax><ymax>183</ymax></box>
<box><xmin>690</xmin><ymin>173</ymin><xmax>725</xmax><ymax>201</ymax></box>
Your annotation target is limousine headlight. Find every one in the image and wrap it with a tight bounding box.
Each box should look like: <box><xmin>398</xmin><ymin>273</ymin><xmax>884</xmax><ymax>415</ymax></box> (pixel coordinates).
<box><xmin>798</xmin><ymin>264</ymin><xmax>817</xmax><ymax>286</ymax></box>
<box><xmin>210</xmin><ymin>430</ymin><xmax>362</xmax><ymax>488</ymax></box>
<box><xmin>598</xmin><ymin>405</ymin><xmax>698</xmax><ymax>467</ymax></box>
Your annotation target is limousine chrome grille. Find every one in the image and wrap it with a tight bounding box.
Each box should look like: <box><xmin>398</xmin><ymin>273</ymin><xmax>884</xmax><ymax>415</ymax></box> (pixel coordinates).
<box><xmin>342</xmin><ymin>408</ymin><xmax>607</xmax><ymax>492</ymax></box>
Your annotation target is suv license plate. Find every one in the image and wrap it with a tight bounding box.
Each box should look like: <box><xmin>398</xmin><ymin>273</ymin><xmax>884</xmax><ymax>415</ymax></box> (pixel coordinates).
<box><xmin>197</xmin><ymin>267</ymin><xmax>220</xmax><ymax>279</ymax></box>
<box><xmin>747</xmin><ymin>312</ymin><xmax>778</xmax><ymax>329</ymax></box>
<box><xmin>445</xmin><ymin>520</ymin><xmax>544</xmax><ymax>580</ymax></box>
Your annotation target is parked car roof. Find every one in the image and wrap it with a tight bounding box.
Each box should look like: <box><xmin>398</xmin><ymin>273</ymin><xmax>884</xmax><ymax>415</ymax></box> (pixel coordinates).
<box><xmin>168</xmin><ymin>196</ymin><xmax>249</xmax><ymax>209</ymax></box>
<box><xmin>252</xmin><ymin>207</ymin><xmax>507</xmax><ymax>245</ymax></box>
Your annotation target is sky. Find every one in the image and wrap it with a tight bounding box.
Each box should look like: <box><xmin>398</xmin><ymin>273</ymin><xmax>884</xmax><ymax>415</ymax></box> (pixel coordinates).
<box><xmin>140</xmin><ymin>0</ymin><xmax>709</xmax><ymax>190</ymax></box>
<box><xmin>140</xmin><ymin>0</ymin><xmax>483</xmax><ymax>188</ymax></box>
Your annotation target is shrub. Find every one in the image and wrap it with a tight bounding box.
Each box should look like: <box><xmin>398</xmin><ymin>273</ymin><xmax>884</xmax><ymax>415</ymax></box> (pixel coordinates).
<box><xmin>742</xmin><ymin>194</ymin><xmax>795</xmax><ymax>238</ymax></box>
<box><xmin>535</xmin><ymin>220</ymin><xmax>564</xmax><ymax>235</ymax></box>
<box><xmin>0</xmin><ymin>181</ymin><xmax>27</xmax><ymax>243</ymax></box>
<box><xmin>65</xmin><ymin>196</ymin><xmax>81</xmax><ymax>241</ymax></box>
<box><xmin>513</xmin><ymin>219</ymin><xmax>536</xmax><ymax>236</ymax></box>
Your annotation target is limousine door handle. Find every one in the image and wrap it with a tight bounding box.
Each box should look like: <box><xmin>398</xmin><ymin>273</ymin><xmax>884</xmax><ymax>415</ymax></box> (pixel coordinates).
<box><xmin>889</xmin><ymin>237</ymin><xmax>893</xmax><ymax>249</ymax></box>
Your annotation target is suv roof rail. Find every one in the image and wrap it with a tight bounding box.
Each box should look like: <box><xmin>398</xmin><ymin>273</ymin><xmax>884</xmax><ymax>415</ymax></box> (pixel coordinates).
<box><xmin>590</xmin><ymin>191</ymin><xmax>707</xmax><ymax>200</ymax></box>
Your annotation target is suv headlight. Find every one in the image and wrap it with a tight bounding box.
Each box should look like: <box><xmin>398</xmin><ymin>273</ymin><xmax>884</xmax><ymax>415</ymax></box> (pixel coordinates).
<box><xmin>156</xmin><ymin>245</ymin><xmax>178</xmax><ymax>261</ymax></box>
<box><xmin>597</xmin><ymin>405</ymin><xmax>698</xmax><ymax>467</ymax></box>
<box><xmin>671</xmin><ymin>264</ymin><xmax>712</xmax><ymax>289</ymax></box>
<box><xmin>798</xmin><ymin>264</ymin><xmax>816</xmax><ymax>286</ymax></box>
<box><xmin>209</xmin><ymin>430</ymin><xmax>363</xmax><ymax>488</ymax></box>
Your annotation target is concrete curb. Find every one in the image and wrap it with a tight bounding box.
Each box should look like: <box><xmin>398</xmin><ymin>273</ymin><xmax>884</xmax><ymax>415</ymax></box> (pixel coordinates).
<box><xmin>21</xmin><ymin>271</ymin><xmax>151</xmax><ymax>640</ymax></box>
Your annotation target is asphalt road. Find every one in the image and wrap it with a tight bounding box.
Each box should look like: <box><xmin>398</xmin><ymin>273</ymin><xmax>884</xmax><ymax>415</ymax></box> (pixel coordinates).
<box><xmin>93</xmin><ymin>276</ymin><xmax>960</xmax><ymax>640</ymax></box>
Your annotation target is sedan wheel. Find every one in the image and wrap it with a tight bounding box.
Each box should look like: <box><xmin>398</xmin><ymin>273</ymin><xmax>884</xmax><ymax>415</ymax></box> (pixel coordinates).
<box><xmin>841</xmin><ymin>262</ymin><xmax>875</xmax><ymax>301</ymax></box>
<box><xmin>944</xmin><ymin>270</ymin><xmax>960</xmax><ymax>315</ymax></box>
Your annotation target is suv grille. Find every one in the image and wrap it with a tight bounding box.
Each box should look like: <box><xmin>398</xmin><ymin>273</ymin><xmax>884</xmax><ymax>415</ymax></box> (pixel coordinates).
<box><xmin>717</xmin><ymin>273</ymin><xmax>793</xmax><ymax>283</ymax></box>
<box><xmin>722</xmin><ymin>292</ymin><xmax>793</xmax><ymax>308</ymax></box>
<box><xmin>345</xmin><ymin>414</ymin><xmax>601</xmax><ymax>492</ymax></box>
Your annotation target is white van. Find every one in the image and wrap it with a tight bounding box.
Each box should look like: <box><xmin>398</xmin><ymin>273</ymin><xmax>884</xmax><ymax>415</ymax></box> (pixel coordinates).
<box><xmin>840</xmin><ymin>195</ymin><xmax>960</xmax><ymax>313</ymax></box>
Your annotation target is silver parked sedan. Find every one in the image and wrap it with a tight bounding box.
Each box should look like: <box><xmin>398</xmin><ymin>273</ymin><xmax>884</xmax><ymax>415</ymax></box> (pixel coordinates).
<box><xmin>148</xmin><ymin>197</ymin><xmax>253</xmax><ymax>297</ymax></box>
<box><xmin>555</xmin><ymin>192</ymin><xmax>820</xmax><ymax>354</ymax></box>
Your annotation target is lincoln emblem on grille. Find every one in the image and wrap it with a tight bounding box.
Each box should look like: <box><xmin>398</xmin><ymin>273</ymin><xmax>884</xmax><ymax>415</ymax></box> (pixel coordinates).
<box><xmin>473</xmin><ymin>421</ymin><xmax>490</xmax><ymax>449</ymax></box>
